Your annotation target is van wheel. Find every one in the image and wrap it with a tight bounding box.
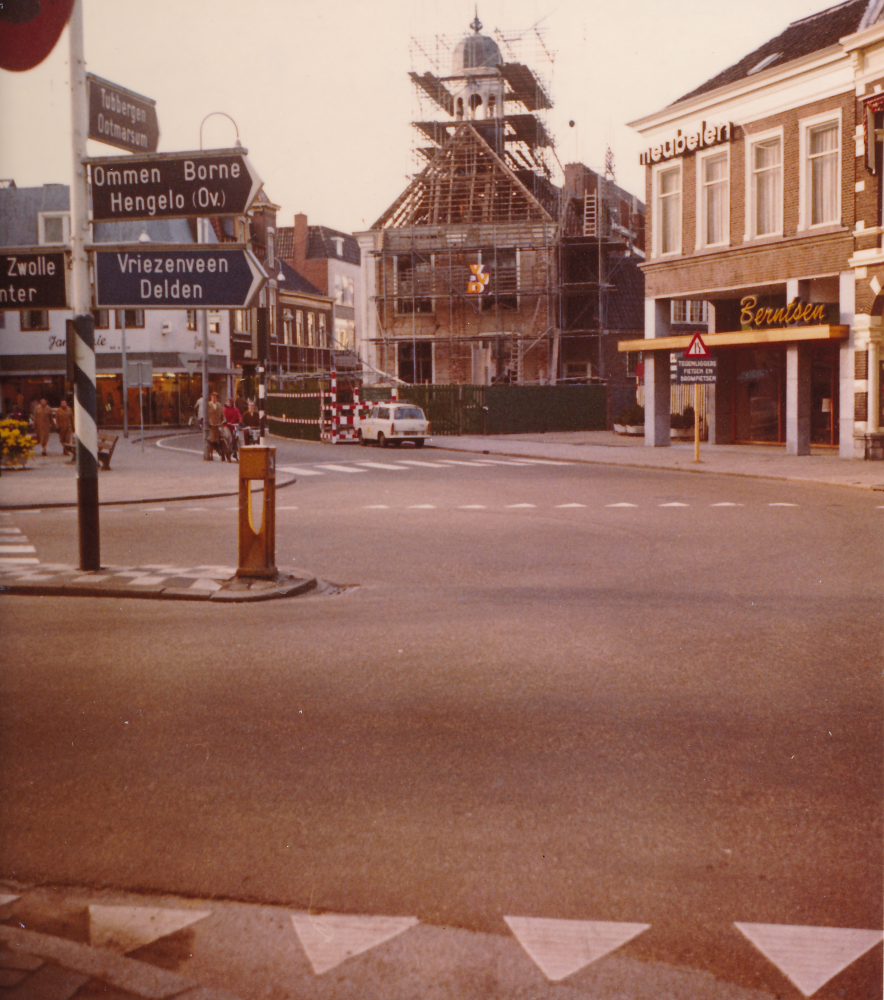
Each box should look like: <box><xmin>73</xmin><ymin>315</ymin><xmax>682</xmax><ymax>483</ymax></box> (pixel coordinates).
<box><xmin>377</xmin><ymin>432</ymin><xmax>387</xmax><ymax>448</ymax></box>
<box><xmin>414</xmin><ymin>439</ymin><xmax>425</xmax><ymax>448</ymax></box>
<box><xmin>358</xmin><ymin>430</ymin><xmax>367</xmax><ymax>446</ymax></box>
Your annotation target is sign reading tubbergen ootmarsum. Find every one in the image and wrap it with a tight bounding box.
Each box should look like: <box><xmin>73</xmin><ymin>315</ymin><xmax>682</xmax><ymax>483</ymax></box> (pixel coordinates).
<box><xmin>87</xmin><ymin>74</ymin><xmax>159</xmax><ymax>154</ymax></box>
<box><xmin>92</xmin><ymin>245</ymin><xmax>267</xmax><ymax>309</ymax></box>
<box><xmin>87</xmin><ymin>149</ymin><xmax>263</xmax><ymax>221</ymax></box>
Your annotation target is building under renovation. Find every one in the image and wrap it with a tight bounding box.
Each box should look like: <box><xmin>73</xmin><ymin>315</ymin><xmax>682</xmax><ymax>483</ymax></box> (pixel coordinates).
<box><xmin>356</xmin><ymin>15</ymin><xmax>644</xmax><ymax>388</ymax></box>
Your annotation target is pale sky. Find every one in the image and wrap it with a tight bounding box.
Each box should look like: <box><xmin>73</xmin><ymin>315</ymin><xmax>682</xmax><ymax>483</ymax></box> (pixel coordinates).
<box><xmin>0</xmin><ymin>0</ymin><xmax>843</xmax><ymax>234</ymax></box>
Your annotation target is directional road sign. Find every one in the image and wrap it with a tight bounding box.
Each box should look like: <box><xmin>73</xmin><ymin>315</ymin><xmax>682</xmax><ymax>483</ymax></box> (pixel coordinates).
<box><xmin>0</xmin><ymin>248</ymin><xmax>68</xmax><ymax>309</ymax></box>
<box><xmin>92</xmin><ymin>244</ymin><xmax>267</xmax><ymax>309</ymax></box>
<box><xmin>87</xmin><ymin>149</ymin><xmax>262</xmax><ymax>222</ymax></box>
<box><xmin>87</xmin><ymin>74</ymin><xmax>159</xmax><ymax>153</ymax></box>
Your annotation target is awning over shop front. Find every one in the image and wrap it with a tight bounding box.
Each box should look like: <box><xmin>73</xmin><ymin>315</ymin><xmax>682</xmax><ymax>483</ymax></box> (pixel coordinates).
<box><xmin>617</xmin><ymin>324</ymin><xmax>849</xmax><ymax>353</ymax></box>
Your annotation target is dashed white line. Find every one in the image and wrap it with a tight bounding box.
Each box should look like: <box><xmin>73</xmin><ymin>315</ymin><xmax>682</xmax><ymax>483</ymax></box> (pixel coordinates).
<box><xmin>712</xmin><ymin>502</ymin><xmax>744</xmax><ymax>507</ymax></box>
<box><xmin>407</xmin><ymin>504</ymin><xmax>436</xmax><ymax>509</ymax></box>
<box><xmin>659</xmin><ymin>502</ymin><xmax>690</xmax><ymax>507</ymax></box>
<box><xmin>356</xmin><ymin>462</ymin><xmax>409</xmax><ymax>471</ymax></box>
<box><xmin>363</xmin><ymin>504</ymin><xmax>389</xmax><ymax>509</ymax></box>
<box><xmin>769</xmin><ymin>503</ymin><xmax>799</xmax><ymax>507</ymax></box>
<box><xmin>556</xmin><ymin>503</ymin><xmax>586</xmax><ymax>508</ymax></box>
<box><xmin>277</xmin><ymin>466</ymin><xmax>324</xmax><ymax>477</ymax></box>
<box><xmin>458</xmin><ymin>505</ymin><xmax>487</xmax><ymax>509</ymax></box>
<box><xmin>606</xmin><ymin>502</ymin><xmax>637</xmax><ymax>508</ymax></box>
<box><xmin>507</xmin><ymin>503</ymin><xmax>536</xmax><ymax>508</ymax></box>
<box><xmin>321</xmin><ymin>464</ymin><xmax>368</xmax><ymax>474</ymax></box>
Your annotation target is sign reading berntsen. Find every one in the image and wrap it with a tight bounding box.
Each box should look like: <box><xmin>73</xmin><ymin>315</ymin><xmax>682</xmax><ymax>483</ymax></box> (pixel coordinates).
<box><xmin>93</xmin><ymin>245</ymin><xmax>267</xmax><ymax>309</ymax></box>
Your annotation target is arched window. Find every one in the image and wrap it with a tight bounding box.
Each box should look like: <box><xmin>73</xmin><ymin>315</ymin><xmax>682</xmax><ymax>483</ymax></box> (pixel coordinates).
<box><xmin>456</xmin><ymin>97</ymin><xmax>464</xmax><ymax>120</ymax></box>
<box><xmin>469</xmin><ymin>93</ymin><xmax>483</xmax><ymax>119</ymax></box>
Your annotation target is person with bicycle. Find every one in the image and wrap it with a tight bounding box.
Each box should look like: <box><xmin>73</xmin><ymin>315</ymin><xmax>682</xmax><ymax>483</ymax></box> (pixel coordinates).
<box><xmin>222</xmin><ymin>396</ymin><xmax>243</xmax><ymax>461</ymax></box>
<box><xmin>240</xmin><ymin>399</ymin><xmax>261</xmax><ymax>446</ymax></box>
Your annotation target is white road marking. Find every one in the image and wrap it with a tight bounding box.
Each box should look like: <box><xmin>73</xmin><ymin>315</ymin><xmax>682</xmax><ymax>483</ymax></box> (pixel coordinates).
<box><xmin>659</xmin><ymin>502</ymin><xmax>689</xmax><ymax>507</ymax></box>
<box><xmin>476</xmin><ymin>458</ymin><xmax>534</xmax><ymax>466</ymax></box>
<box><xmin>769</xmin><ymin>503</ymin><xmax>798</xmax><ymax>506</ymax></box>
<box><xmin>321</xmin><ymin>464</ymin><xmax>368</xmax><ymax>474</ymax></box>
<box><xmin>515</xmin><ymin>458</ymin><xmax>572</xmax><ymax>465</ymax></box>
<box><xmin>432</xmin><ymin>459</ymin><xmax>495</xmax><ymax>466</ymax></box>
<box><xmin>712</xmin><ymin>502</ymin><xmax>744</xmax><ymax>506</ymax></box>
<box><xmin>364</xmin><ymin>505</ymin><xmax>389</xmax><ymax>509</ymax></box>
<box><xmin>0</xmin><ymin>557</ymin><xmax>39</xmax><ymax>565</ymax></box>
<box><xmin>407</xmin><ymin>504</ymin><xmax>436</xmax><ymax>509</ymax></box>
<box><xmin>356</xmin><ymin>462</ymin><xmax>409</xmax><ymax>471</ymax></box>
<box><xmin>395</xmin><ymin>459</ymin><xmax>459</xmax><ymax>468</ymax></box>
<box><xmin>504</xmin><ymin>916</ymin><xmax>650</xmax><ymax>982</ymax></box>
<box><xmin>735</xmin><ymin>923</ymin><xmax>884</xmax><ymax>997</ymax></box>
<box><xmin>0</xmin><ymin>528</ymin><xmax>24</xmax><ymax>534</ymax></box>
<box><xmin>0</xmin><ymin>545</ymin><xmax>37</xmax><ymax>553</ymax></box>
<box><xmin>606</xmin><ymin>502</ymin><xmax>637</xmax><ymax>508</ymax></box>
<box><xmin>507</xmin><ymin>503</ymin><xmax>536</xmax><ymax>508</ymax></box>
<box><xmin>556</xmin><ymin>503</ymin><xmax>586</xmax><ymax>508</ymax></box>
<box><xmin>277</xmin><ymin>506</ymin><xmax>299</xmax><ymax>510</ymax></box>
<box><xmin>277</xmin><ymin>466</ymin><xmax>324</xmax><ymax>476</ymax></box>
<box><xmin>140</xmin><ymin>507</ymin><xmax>167</xmax><ymax>512</ymax></box>
<box><xmin>458</xmin><ymin>505</ymin><xmax>487</xmax><ymax>509</ymax></box>
<box><xmin>290</xmin><ymin>912</ymin><xmax>419</xmax><ymax>976</ymax></box>
<box><xmin>89</xmin><ymin>904</ymin><xmax>212</xmax><ymax>955</ymax></box>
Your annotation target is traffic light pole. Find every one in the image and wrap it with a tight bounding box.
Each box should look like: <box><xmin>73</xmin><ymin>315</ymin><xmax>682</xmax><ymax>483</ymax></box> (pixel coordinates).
<box><xmin>69</xmin><ymin>0</ymin><xmax>100</xmax><ymax>571</ymax></box>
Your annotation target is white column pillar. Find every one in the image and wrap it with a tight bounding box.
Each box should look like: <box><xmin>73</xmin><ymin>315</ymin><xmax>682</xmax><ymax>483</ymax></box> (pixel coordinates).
<box><xmin>786</xmin><ymin>344</ymin><xmax>812</xmax><ymax>455</ymax></box>
<box><xmin>643</xmin><ymin>297</ymin><xmax>671</xmax><ymax>447</ymax></box>
<box><xmin>839</xmin><ymin>269</ymin><xmax>856</xmax><ymax>458</ymax></box>
<box><xmin>869</xmin><ymin>339</ymin><xmax>881</xmax><ymax>434</ymax></box>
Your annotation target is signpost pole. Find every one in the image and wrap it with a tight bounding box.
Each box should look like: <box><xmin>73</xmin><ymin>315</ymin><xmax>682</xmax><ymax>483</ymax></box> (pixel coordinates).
<box><xmin>69</xmin><ymin>0</ymin><xmax>100</xmax><ymax>571</ymax></box>
<box><xmin>694</xmin><ymin>382</ymin><xmax>700</xmax><ymax>463</ymax></box>
<box><xmin>198</xmin><ymin>221</ymin><xmax>211</xmax><ymax>460</ymax></box>
<box><xmin>139</xmin><ymin>366</ymin><xmax>145</xmax><ymax>453</ymax></box>
<box><xmin>121</xmin><ymin>314</ymin><xmax>129</xmax><ymax>439</ymax></box>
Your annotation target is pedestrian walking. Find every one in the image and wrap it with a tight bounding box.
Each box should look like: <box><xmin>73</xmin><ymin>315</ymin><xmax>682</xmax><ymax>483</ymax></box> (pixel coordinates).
<box><xmin>55</xmin><ymin>399</ymin><xmax>73</xmax><ymax>452</ymax></box>
<box><xmin>32</xmin><ymin>398</ymin><xmax>53</xmax><ymax>456</ymax></box>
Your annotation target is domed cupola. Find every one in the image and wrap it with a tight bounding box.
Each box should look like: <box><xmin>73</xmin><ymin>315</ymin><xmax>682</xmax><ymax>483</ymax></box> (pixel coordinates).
<box><xmin>450</xmin><ymin>13</ymin><xmax>505</xmax><ymax>124</ymax></box>
<box><xmin>452</xmin><ymin>14</ymin><xmax>503</xmax><ymax>74</ymax></box>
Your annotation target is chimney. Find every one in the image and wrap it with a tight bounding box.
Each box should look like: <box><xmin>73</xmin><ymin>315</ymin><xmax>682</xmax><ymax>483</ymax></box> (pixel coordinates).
<box><xmin>294</xmin><ymin>213</ymin><xmax>308</xmax><ymax>266</ymax></box>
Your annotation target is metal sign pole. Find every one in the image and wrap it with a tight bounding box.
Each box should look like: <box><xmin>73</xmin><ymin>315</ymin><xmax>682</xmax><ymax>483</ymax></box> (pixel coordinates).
<box><xmin>694</xmin><ymin>382</ymin><xmax>700</xmax><ymax>463</ymax></box>
<box><xmin>69</xmin><ymin>0</ymin><xmax>100</xmax><ymax>571</ymax></box>
<box><xmin>139</xmin><ymin>366</ymin><xmax>145</xmax><ymax>453</ymax></box>
<box><xmin>121</xmin><ymin>314</ymin><xmax>129</xmax><ymax>438</ymax></box>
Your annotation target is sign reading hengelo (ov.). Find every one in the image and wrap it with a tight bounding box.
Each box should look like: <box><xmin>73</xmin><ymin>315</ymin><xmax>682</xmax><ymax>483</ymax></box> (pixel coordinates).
<box><xmin>87</xmin><ymin>149</ymin><xmax>263</xmax><ymax>222</ymax></box>
<box><xmin>92</xmin><ymin>244</ymin><xmax>267</xmax><ymax>309</ymax></box>
<box><xmin>0</xmin><ymin>249</ymin><xmax>68</xmax><ymax>309</ymax></box>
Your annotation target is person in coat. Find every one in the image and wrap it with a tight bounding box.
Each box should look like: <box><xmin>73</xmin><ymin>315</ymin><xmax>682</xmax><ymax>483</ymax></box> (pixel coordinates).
<box><xmin>55</xmin><ymin>399</ymin><xmax>73</xmax><ymax>451</ymax></box>
<box><xmin>206</xmin><ymin>392</ymin><xmax>227</xmax><ymax>460</ymax></box>
<box><xmin>32</xmin><ymin>398</ymin><xmax>53</xmax><ymax>455</ymax></box>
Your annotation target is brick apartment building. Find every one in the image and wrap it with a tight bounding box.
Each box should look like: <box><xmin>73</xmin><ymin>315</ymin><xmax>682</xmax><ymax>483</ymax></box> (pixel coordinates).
<box><xmin>624</xmin><ymin>0</ymin><xmax>884</xmax><ymax>459</ymax></box>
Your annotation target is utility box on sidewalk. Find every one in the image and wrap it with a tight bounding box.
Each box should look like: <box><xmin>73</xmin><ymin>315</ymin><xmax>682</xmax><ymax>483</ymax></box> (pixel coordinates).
<box><xmin>237</xmin><ymin>446</ymin><xmax>277</xmax><ymax>578</ymax></box>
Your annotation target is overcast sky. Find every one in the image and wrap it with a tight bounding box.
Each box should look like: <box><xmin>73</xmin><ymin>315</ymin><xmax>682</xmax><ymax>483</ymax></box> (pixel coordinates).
<box><xmin>0</xmin><ymin>0</ymin><xmax>845</xmax><ymax>234</ymax></box>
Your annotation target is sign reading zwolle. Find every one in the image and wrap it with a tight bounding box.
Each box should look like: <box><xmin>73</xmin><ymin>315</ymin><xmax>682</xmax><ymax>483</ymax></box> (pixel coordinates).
<box><xmin>0</xmin><ymin>248</ymin><xmax>68</xmax><ymax>309</ymax></box>
<box><xmin>87</xmin><ymin>148</ymin><xmax>262</xmax><ymax>222</ymax></box>
<box><xmin>92</xmin><ymin>244</ymin><xmax>267</xmax><ymax>309</ymax></box>
<box><xmin>87</xmin><ymin>74</ymin><xmax>159</xmax><ymax>154</ymax></box>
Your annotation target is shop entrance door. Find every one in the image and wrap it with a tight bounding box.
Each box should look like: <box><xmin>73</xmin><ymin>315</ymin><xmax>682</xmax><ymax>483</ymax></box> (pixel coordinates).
<box><xmin>733</xmin><ymin>349</ymin><xmax>784</xmax><ymax>443</ymax></box>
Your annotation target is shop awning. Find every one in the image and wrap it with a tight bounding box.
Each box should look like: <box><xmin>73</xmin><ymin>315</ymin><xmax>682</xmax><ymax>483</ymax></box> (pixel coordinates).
<box><xmin>617</xmin><ymin>324</ymin><xmax>849</xmax><ymax>352</ymax></box>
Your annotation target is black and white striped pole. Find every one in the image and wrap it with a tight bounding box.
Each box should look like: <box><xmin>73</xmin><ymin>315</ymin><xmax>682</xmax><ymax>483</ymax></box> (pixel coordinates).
<box><xmin>69</xmin><ymin>0</ymin><xmax>100</xmax><ymax>570</ymax></box>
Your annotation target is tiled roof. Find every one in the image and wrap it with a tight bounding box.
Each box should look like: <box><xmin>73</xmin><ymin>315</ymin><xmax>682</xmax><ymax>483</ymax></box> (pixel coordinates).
<box><xmin>0</xmin><ymin>184</ymin><xmax>69</xmax><ymax>245</ymax></box>
<box><xmin>276</xmin><ymin>259</ymin><xmax>325</xmax><ymax>297</ymax></box>
<box><xmin>672</xmin><ymin>0</ymin><xmax>871</xmax><ymax>105</ymax></box>
<box><xmin>275</xmin><ymin>225</ymin><xmax>361</xmax><ymax>265</ymax></box>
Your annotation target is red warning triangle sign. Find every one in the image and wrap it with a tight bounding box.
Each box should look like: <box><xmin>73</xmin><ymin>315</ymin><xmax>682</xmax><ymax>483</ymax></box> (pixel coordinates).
<box><xmin>684</xmin><ymin>333</ymin><xmax>710</xmax><ymax>358</ymax></box>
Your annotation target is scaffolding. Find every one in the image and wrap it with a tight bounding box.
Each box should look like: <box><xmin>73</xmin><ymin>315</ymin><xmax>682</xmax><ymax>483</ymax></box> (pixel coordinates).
<box><xmin>362</xmin><ymin>18</ymin><xmax>561</xmax><ymax>386</ymax></box>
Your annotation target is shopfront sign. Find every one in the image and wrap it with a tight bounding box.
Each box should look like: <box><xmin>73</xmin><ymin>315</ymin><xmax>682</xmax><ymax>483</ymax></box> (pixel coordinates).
<box><xmin>93</xmin><ymin>244</ymin><xmax>267</xmax><ymax>308</ymax></box>
<box><xmin>639</xmin><ymin>121</ymin><xmax>733</xmax><ymax>165</ymax></box>
<box><xmin>467</xmin><ymin>263</ymin><xmax>490</xmax><ymax>294</ymax></box>
<box><xmin>87</xmin><ymin>74</ymin><xmax>159</xmax><ymax>154</ymax></box>
<box><xmin>740</xmin><ymin>296</ymin><xmax>838</xmax><ymax>330</ymax></box>
<box><xmin>87</xmin><ymin>149</ymin><xmax>263</xmax><ymax>221</ymax></box>
<box><xmin>676</xmin><ymin>358</ymin><xmax>718</xmax><ymax>384</ymax></box>
<box><xmin>0</xmin><ymin>248</ymin><xmax>68</xmax><ymax>308</ymax></box>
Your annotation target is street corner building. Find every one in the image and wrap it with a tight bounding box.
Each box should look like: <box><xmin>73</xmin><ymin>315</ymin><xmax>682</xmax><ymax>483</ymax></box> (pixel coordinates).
<box><xmin>624</xmin><ymin>0</ymin><xmax>884</xmax><ymax>459</ymax></box>
<box><xmin>355</xmin><ymin>14</ymin><xmax>645</xmax><ymax>391</ymax></box>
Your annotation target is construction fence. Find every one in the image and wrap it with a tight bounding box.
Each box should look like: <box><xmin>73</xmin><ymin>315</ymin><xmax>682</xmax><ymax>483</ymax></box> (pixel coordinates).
<box><xmin>267</xmin><ymin>378</ymin><xmax>609</xmax><ymax>441</ymax></box>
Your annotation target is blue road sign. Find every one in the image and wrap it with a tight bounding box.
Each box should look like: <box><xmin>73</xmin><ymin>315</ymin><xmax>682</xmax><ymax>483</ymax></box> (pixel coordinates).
<box><xmin>92</xmin><ymin>244</ymin><xmax>266</xmax><ymax>309</ymax></box>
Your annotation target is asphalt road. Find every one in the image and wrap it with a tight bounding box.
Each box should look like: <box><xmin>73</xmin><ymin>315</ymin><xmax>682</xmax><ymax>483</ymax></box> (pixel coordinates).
<box><xmin>2</xmin><ymin>442</ymin><xmax>882</xmax><ymax>996</ymax></box>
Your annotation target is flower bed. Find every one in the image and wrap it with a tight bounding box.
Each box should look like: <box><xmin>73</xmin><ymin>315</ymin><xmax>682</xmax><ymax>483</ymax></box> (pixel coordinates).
<box><xmin>0</xmin><ymin>419</ymin><xmax>36</xmax><ymax>468</ymax></box>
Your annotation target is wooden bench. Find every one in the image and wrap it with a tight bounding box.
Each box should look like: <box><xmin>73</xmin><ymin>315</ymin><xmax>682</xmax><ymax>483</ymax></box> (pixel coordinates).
<box><xmin>97</xmin><ymin>433</ymin><xmax>119</xmax><ymax>470</ymax></box>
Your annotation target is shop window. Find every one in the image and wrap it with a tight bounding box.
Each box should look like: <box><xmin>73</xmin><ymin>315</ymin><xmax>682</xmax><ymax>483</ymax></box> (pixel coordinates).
<box><xmin>115</xmin><ymin>309</ymin><xmax>144</xmax><ymax>328</ymax></box>
<box><xmin>20</xmin><ymin>310</ymin><xmax>49</xmax><ymax>331</ymax></box>
<box><xmin>92</xmin><ymin>309</ymin><xmax>109</xmax><ymax>330</ymax></box>
<box><xmin>748</xmin><ymin>132</ymin><xmax>782</xmax><ymax>238</ymax></box>
<box><xmin>699</xmin><ymin>151</ymin><xmax>728</xmax><ymax>248</ymax></box>
<box><xmin>395</xmin><ymin>255</ymin><xmax>433</xmax><ymax>313</ymax></box>
<box><xmin>802</xmin><ymin>118</ymin><xmax>840</xmax><ymax>228</ymax></box>
<box><xmin>398</xmin><ymin>341</ymin><xmax>432</xmax><ymax>383</ymax></box>
<box><xmin>655</xmin><ymin>163</ymin><xmax>681</xmax><ymax>256</ymax></box>
<box><xmin>38</xmin><ymin>212</ymin><xmax>70</xmax><ymax>245</ymax></box>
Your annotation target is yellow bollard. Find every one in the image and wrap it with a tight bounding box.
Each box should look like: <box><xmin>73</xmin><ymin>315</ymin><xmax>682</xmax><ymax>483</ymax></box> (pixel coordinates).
<box><xmin>237</xmin><ymin>446</ymin><xmax>277</xmax><ymax>579</ymax></box>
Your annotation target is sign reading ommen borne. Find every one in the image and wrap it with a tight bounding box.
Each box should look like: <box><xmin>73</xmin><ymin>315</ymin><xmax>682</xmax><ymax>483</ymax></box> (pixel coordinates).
<box><xmin>87</xmin><ymin>148</ymin><xmax>263</xmax><ymax>222</ymax></box>
<box><xmin>87</xmin><ymin>74</ymin><xmax>159</xmax><ymax>153</ymax></box>
<box><xmin>92</xmin><ymin>244</ymin><xmax>267</xmax><ymax>309</ymax></box>
<box><xmin>0</xmin><ymin>249</ymin><xmax>68</xmax><ymax>309</ymax></box>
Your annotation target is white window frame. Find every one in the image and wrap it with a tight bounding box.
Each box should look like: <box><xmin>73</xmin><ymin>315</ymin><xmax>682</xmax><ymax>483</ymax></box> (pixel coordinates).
<box><xmin>38</xmin><ymin>212</ymin><xmax>70</xmax><ymax>246</ymax></box>
<box><xmin>295</xmin><ymin>310</ymin><xmax>304</xmax><ymax>345</ymax></box>
<box><xmin>696</xmin><ymin>147</ymin><xmax>729</xmax><ymax>250</ymax></box>
<box><xmin>652</xmin><ymin>160</ymin><xmax>682</xmax><ymax>258</ymax></box>
<box><xmin>798</xmin><ymin>111</ymin><xmax>841</xmax><ymax>231</ymax></box>
<box><xmin>670</xmin><ymin>300</ymin><xmax>708</xmax><ymax>324</ymax></box>
<box><xmin>744</xmin><ymin>126</ymin><xmax>784</xmax><ymax>241</ymax></box>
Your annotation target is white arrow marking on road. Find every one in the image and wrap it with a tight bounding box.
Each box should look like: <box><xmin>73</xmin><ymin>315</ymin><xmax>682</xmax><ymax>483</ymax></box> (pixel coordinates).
<box><xmin>556</xmin><ymin>503</ymin><xmax>586</xmax><ymax>507</ymax></box>
<box><xmin>290</xmin><ymin>912</ymin><xmax>418</xmax><ymax>975</ymax></box>
<box><xmin>88</xmin><ymin>904</ymin><xmax>212</xmax><ymax>954</ymax></box>
<box><xmin>504</xmin><ymin>916</ymin><xmax>650</xmax><ymax>981</ymax></box>
<box><xmin>735</xmin><ymin>923</ymin><xmax>883</xmax><ymax>996</ymax></box>
<box><xmin>606</xmin><ymin>502</ymin><xmax>637</xmax><ymax>508</ymax></box>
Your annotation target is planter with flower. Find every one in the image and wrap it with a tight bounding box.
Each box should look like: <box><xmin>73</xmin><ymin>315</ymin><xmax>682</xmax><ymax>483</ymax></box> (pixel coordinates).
<box><xmin>0</xmin><ymin>420</ymin><xmax>37</xmax><ymax>468</ymax></box>
<box><xmin>613</xmin><ymin>403</ymin><xmax>644</xmax><ymax>436</ymax></box>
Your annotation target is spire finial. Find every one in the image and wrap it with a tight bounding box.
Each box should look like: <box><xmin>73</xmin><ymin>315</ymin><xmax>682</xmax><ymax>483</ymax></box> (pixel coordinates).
<box><xmin>470</xmin><ymin>8</ymin><xmax>482</xmax><ymax>33</ymax></box>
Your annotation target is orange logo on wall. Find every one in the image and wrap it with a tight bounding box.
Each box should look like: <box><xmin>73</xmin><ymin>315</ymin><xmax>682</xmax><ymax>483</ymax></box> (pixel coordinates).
<box><xmin>467</xmin><ymin>263</ymin><xmax>490</xmax><ymax>295</ymax></box>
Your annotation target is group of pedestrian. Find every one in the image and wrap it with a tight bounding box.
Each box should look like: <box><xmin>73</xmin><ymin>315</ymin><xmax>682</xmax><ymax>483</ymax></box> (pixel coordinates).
<box><xmin>22</xmin><ymin>398</ymin><xmax>73</xmax><ymax>456</ymax></box>
<box><xmin>196</xmin><ymin>391</ymin><xmax>261</xmax><ymax>461</ymax></box>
